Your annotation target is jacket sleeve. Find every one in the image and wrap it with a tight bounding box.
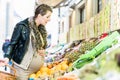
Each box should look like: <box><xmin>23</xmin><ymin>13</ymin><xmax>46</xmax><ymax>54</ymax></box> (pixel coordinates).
<box><xmin>4</xmin><ymin>24</ymin><xmax>23</xmax><ymax>60</ymax></box>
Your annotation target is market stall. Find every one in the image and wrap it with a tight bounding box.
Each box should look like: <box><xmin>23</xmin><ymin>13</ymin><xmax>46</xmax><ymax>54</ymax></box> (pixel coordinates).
<box><xmin>28</xmin><ymin>30</ymin><xmax>120</xmax><ymax>80</ymax></box>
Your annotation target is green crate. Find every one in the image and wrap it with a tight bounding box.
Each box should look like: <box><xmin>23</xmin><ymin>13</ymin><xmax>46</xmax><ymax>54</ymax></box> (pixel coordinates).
<box><xmin>73</xmin><ymin>31</ymin><xmax>120</xmax><ymax>69</ymax></box>
<box><xmin>94</xmin><ymin>31</ymin><xmax>120</xmax><ymax>54</ymax></box>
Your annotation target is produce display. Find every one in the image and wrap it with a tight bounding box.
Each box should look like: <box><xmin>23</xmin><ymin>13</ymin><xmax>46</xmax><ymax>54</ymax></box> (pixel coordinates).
<box><xmin>28</xmin><ymin>31</ymin><xmax>120</xmax><ymax>80</ymax></box>
<box><xmin>73</xmin><ymin>31</ymin><xmax>120</xmax><ymax>69</ymax></box>
<box><xmin>64</xmin><ymin>38</ymin><xmax>99</xmax><ymax>63</ymax></box>
<box><xmin>29</xmin><ymin>59</ymin><xmax>73</xmax><ymax>80</ymax></box>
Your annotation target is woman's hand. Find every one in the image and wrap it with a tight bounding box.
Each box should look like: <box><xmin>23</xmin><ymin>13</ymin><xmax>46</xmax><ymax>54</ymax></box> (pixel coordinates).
<box><xmin>0</xmin><ymin>58</ymin><xmax>9</xmax><ymax>66</ymax></box>
<box><xmin>38</xmin><ymin>49</ymin><xmax>45</xmax><ymax>57</ymax></box>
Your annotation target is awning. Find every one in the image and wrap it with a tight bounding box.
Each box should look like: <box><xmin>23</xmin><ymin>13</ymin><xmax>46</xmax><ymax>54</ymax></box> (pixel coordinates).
<box><xmin>37</xmin><ymin>0</ymin><xmax>67</xmax><ymax>8</ymax></box>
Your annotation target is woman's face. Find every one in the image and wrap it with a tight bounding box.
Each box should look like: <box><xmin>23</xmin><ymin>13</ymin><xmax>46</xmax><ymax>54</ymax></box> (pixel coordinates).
<box><xmin>38</xmin><ymin>11</ymin><xmax>52</xmax><ymax>26</ymax></box>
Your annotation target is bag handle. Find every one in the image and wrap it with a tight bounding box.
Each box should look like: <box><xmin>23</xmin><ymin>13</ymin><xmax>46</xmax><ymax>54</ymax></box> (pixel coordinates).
<box><xmin>5</xmin><ymin>63</ymin><xmax>16</xmax><ymax>77</ymax></box>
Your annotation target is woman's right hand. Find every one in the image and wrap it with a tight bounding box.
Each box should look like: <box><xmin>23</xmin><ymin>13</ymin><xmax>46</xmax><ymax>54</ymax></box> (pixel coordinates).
<box><xmin>38</xmin><ymin>49</ymin><xmax>46</xmax><ymax>57</ymax></box>
<box><xmin>0</xmin><ymin>58</ymin><xmax>9</xmax><ymax>66</ymax></box>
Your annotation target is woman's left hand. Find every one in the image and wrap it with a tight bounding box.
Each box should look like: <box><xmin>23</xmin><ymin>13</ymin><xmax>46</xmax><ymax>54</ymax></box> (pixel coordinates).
<box><xmin>0</xmin><ymin>58</ymin><xmax>9</xmax><ymax>66</ymax></box>
<box><xmin>38</xmin><ymin>49</ymin><xmax>45</xmax><ymax>57</ymax></box>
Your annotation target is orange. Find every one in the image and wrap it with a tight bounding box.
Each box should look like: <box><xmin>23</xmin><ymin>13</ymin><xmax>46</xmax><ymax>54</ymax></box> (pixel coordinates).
<box><xmin>29</xmin><ymin>73</ymin><xmax>36</xmax><ymax>79</ymax></box>
<box><xmin>47</xmin><ymin>69</ymin><xmax>54</xmax><ymax>75</ymax></box>
<box><xmin>47</xmin><ymin>63</ymin><xmax>53</xmax><ymax>69</ymax></box>
<box><xmin>69</xmin><ymin>63</ymin><xmax>73</xmax><ymax>67</ymax></box>
<box><xmin>61</xmin><ymin>63</ymin><xmax>68</xmax><ymax>71</ymax></box>
<box><xmin>36</xmin><ymin>71</ymin><xmax>41</xmax><ymax>78</ymax></box>
<box><xmin>55</xmin><ymin>64</ymin><xmax>62</xmax><ymax>71</ymax></box>
<box><xmin>40</xmin><ymin>66</ymin><xmax>49</xmax><ymax>73</ymax></box>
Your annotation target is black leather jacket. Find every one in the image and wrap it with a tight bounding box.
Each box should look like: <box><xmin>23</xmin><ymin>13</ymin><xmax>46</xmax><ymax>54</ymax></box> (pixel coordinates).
<box><xmin>4</xmin><ymin>18</ymin><xmax>30</xmax><ymax>64</ymax></box>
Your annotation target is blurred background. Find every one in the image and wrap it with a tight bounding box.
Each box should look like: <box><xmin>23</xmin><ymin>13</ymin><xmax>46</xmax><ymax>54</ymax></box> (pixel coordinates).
<box><xmin>0</xmin><ymin>0</ymin><xmax>119</xmax><ymax>59</ymax></box>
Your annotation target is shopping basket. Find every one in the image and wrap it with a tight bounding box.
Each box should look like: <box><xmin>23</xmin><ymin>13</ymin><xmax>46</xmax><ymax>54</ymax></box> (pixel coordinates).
<box><xmin>0</xmin><ymin>64</ymin><xmax>16</xmax><ymax>80</ymax></box>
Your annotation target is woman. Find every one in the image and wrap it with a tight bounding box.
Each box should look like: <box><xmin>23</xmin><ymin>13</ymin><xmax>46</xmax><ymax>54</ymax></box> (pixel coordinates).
<box><xmin>0</xmin><ymin>4</ymin><xmax>52</xmax><ymax>80</ymax></box>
